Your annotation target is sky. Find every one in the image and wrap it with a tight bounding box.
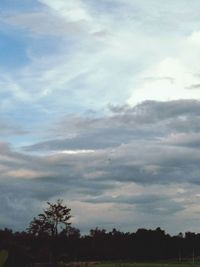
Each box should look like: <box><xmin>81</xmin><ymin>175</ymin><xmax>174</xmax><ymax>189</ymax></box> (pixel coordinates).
<box><xmin>1</xmin><ymin>0</ymin><xmax>200</xmax><ymax>234</ymax></box>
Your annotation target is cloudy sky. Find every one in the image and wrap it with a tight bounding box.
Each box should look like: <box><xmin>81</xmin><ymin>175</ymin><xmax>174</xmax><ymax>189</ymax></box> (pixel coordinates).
<box><xmin>2</xmin><ymin>0</ymin><xmax>200</xmax><ymax>234</ymax></box>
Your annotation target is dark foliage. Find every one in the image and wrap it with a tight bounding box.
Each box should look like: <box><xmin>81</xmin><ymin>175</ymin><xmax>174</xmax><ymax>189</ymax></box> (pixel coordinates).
<box><xmin>1</xmin><ymin>201</ymin><xmax>200</xmax><ymax>266</ymax></box>
<box><xmin>28</xmin><ymin>200</ymin><xmax>71</xmax><ymax>237</ymax></box>
<box><xmin>1</xmin><ymin>226</ymin><xmax>200</xmax><ymax>266</ymax></box>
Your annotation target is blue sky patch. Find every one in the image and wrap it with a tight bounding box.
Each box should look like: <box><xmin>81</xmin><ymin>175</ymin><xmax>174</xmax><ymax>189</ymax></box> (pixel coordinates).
<box><xmin>0</xmin><ymin>28</ymin><xmax>30</xmax><ymax>69</ymax></box>
<box><xmin>0</xmin><ymin>0</ymin><xmax>42</xmax><ymax>12</ymax></box>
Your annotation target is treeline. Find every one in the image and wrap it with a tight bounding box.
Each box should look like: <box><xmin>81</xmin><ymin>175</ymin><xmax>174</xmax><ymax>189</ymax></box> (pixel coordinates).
<box><xmin>0</xmin><ymin>227</ymin><xmax>200</xmax><ymax>266</ymax></box>
<box><xmin>0</xmin><ymin>201</ymin><xmax>199</xmax><ymax>266</ymax></box>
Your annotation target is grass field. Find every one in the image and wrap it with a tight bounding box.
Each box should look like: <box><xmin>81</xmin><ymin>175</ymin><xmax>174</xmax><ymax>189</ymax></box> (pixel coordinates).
<box><xmin>34</xmin><ymin>261</ymin><xmax>200</xmax><ymax>267</ymax></box>
<box><xmin>95</xmin><ymin>264</ymin><xmax>200</xmax><ymax>267</ymax></box>
<box><xmin>58</xmin><ymin>262</ymin><xmax>200</xmax><ymax>267</ymax></box>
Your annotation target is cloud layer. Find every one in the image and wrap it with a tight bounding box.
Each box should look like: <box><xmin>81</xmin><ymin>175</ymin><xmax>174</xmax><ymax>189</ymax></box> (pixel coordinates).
<box><xmin>1</xmin><ymin>0</ymin><xmax>200</xmax><ymax>233</ymax></box>
<box><xmin>0</xmin><ymin>100</ymin><xmax>199</xmax><ymax>233</ymax></box>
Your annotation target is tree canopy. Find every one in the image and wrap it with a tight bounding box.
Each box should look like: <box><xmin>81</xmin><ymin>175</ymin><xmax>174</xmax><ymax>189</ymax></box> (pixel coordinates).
<box><xmin>28</xmin><ymin>199</ymin><xmax>71</xmax><ymax>237</ymax></box>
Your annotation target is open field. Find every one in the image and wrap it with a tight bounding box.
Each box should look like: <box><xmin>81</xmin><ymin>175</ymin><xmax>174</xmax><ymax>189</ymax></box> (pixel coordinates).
<box><xmin>58</xmin><ymin>263</ymin><xmax>200</xmax><ymax>267</ymax></box>
<box><xmin>96</xmin><ymin>264</ymin><xmax>200</xmax><ymax>267</ymax></box>
<box><xmin>34</xmin><ymin>261</ymin><xmax>200</xmax><ymax>267</ymax></box>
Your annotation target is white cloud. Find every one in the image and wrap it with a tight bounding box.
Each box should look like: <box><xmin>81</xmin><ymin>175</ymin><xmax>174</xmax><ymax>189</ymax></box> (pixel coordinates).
<box><xmin>39</xmin><ymin>0</ymin><xmax>92</xmax><ymax>22</ymax></box>
<box><xmin>128</xmin><ymin>32</ymin><xmax>200</xmax><ymax>105</ymax></box>
<box><xmin>3</xmin><ymin>0</ymin><xmax>200</xmax><ymax>113</ymax></box>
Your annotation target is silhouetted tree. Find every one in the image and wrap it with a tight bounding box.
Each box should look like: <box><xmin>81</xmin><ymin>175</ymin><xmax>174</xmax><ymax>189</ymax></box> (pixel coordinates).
<box><xmin>28</xmin><ymin>199</ymin><xmax>72</xmax><ymax>265</ymax></box>
<box><xmin>28</xmin><ymin>199</ymin><xmax>71</xmax><ymax>237</ymax></box>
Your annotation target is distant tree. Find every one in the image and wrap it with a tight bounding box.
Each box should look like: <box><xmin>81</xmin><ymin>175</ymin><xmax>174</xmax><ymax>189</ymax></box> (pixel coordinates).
<box><xmin>90</xmin><ymin>228</ymin><xmax>106</xmax><ymax>238</ymax></box>
<box><xmin>60</xmin><ymin>226</ymin><xmax>80</xmax><ymax>239</ymax></box>
<box><xmin>28</xmin><ymin>199</ymin><xmax>72</xmax><ymax>237</ymax></box>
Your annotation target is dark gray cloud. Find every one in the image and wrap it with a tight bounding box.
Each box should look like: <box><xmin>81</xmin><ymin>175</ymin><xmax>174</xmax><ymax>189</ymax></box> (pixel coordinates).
<box><xmin>23</xmin><ymin>99</ymin><xmax>200</xmax><ymax>151</ymax></box>
<box><xmin>19</xmin><ymin>100</ymin><xmax>200</xmax><ymax>188</ymax></box>
<box><xmin>2</xmin><ymin>100</ymin><xmax>200</xmax><ymax>232</ymax></box>
<box><xmin>84</xmin><ymin>194</ymin><xmax>185</xmax><ymax>215</ymax></box>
